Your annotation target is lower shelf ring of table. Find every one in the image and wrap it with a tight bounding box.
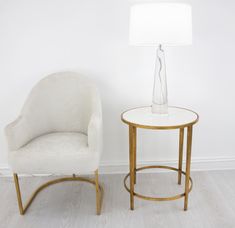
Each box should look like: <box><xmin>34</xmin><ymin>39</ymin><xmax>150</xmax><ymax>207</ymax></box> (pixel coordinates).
<box><xmin>124</xmin><ymin>165</ymin><xmax>193</xmax><ymax>201</ymax></box>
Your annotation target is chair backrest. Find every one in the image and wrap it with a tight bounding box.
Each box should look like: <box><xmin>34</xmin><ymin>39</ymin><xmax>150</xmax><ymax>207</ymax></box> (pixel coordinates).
<box><xmin>21</xmin><ymin>72</ymin><xmax>98</xmax><ymax>139</ymax></box>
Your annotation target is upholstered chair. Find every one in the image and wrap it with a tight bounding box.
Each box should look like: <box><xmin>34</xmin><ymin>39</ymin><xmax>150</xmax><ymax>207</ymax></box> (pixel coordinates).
<box><xmin>5</xmin><ymin>72</ymin><xmax>103</xmax><ymax>215</ymax></box>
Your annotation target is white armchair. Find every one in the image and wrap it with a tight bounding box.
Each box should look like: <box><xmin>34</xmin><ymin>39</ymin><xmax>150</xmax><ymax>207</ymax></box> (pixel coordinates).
<box><xmin>5</xmin><ymin>72</ymin><xmax>103</xmax><ymax>215</ymax></box>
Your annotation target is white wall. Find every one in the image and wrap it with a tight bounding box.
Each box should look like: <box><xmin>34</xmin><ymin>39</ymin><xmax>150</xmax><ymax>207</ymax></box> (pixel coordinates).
<box><xmin>1</xmin><ymin>0</ymin><xmax>235</xmax><ymax>173</ymax></box>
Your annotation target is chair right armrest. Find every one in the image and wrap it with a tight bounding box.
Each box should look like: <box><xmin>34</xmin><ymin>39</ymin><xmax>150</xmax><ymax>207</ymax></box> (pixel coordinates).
<box><xmin>88</xmin><ymin>114</ymin><xmax>102</xmax><ymax>155</ymax></box>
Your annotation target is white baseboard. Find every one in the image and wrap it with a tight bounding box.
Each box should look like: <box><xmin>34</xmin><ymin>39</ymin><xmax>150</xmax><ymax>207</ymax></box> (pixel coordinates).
<box><xmin>0</xmin><ymin>166</ymin><xmax>11</xmax><ymax>176</ymax></box>
<box><xmin>100</xmin><ymin>156</ymin><xmax>235</xmax><ymax>174</ymax></box>
<box><xmin>1</xmin><ymin>157</ymin><xmax>235</xmax><ymax>176</ymax></box>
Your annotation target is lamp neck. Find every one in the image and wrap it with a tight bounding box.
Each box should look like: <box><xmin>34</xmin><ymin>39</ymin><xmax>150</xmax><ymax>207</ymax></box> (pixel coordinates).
<box><xmin>158</xmin><ymin>44</ymin><xmax>164</xmax><ymax>51</ymax></box>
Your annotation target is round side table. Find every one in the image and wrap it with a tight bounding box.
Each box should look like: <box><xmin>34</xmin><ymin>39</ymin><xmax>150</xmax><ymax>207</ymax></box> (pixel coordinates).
<box><xmin>121</xmin><ymin>106</ymin><xmax>199</xmax><ymax>211</ymax></box>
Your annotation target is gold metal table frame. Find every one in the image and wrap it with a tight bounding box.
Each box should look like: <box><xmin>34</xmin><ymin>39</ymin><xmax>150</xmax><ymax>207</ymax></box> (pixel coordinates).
<box><xmin>121</xmin><ymin>106</ymin><xmax>199</xmax><ymax>211</ymax></box>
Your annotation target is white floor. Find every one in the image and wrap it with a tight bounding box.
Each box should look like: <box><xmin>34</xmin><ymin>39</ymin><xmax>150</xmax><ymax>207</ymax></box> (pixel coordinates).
<box><xmin>0</xmin><ymin>170</ymin><xmax>235</xmax><ymax>228</ymax></box>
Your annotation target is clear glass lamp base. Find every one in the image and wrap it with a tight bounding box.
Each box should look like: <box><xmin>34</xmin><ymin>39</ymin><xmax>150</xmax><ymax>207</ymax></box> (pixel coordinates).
<box><xmin>151</xmin><ymin>45</ymin><xmax>168</xmax><ymax>115</ymax></box>
<box><xmin>152</xmin><ymin>103</ymin><xmax>168</xmax><ymax>115</ymax></box>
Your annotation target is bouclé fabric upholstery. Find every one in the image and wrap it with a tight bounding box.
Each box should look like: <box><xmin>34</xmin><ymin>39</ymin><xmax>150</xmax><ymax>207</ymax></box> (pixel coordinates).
<box><xmin>5</xmin><ymin>72</ymin><xmax>102</xmax><ymax>174</ymax></box>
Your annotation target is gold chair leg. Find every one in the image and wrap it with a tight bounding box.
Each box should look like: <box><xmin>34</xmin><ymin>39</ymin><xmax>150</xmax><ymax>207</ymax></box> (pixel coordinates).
<box><xmin>95</xmin><ymin>169</ymin><xmax>102</xmax><ymax>215</ymax></box>
<box><xmin>178</xmin><ymin>128</ymin><xmax>184</xmax><ymax>185</ymax></box>
<box><xmin>13</xmin><ymin>174</ymin><xmax>24</xmax><ymax>215</ymax></box>
<box><xmin>13</xmin><ymin>172</ymin><xmax>103</xmax><ymax>215</ymax></box>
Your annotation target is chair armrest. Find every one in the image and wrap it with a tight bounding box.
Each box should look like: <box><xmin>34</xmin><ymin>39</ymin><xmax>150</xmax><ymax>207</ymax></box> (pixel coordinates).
<box><xmin>5</xmin><ymin>116</ymin><xmax>31</xmax><ymax>151</ymax></box>
<box><xmin>88</xmin><ymin>114</ymin><xmax>102</xmax><ymax>155</ymax></box>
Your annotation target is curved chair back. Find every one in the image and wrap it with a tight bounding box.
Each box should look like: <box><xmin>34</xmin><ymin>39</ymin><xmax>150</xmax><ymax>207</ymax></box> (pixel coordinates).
<box><xmin>21</xmin><ymin>72</ymin><xmax>98</xmax><ymax>139</ymax></box>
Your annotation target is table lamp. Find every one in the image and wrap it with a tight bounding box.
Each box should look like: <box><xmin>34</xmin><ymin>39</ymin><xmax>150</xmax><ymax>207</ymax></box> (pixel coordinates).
<box><xmin>129</xmin><ymin>3</ymin><xmax>192</xmax><ymax>114</ymax></box>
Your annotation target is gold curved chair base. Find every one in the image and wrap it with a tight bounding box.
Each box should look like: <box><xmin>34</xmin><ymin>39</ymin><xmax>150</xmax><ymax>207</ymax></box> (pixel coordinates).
<box><xmin>124</xmin><ymin>165</ymin><xmax>193</xmax><ymax>201</ymax></box>
<box><xmin>13</xmin><ymin>170</ymin><xmax>103</xmax><ymax>215</ymax></box>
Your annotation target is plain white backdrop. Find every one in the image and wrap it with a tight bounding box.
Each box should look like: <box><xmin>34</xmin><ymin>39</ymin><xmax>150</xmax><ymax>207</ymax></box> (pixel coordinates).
<box><xmin>0</xmin><ymin>0</ymin><xmax>235</xmax><ymax>173</ymax></box>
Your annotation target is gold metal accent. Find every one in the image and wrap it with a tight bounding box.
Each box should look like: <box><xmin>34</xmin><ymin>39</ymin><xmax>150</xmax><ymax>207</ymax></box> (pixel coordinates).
<box><xmin>129</xmin><ymin>125</ymin><xmax>136</xmax><ymax>210</ymax></box>
<box><xmin>184</xmin><ymin>126</ymin><xmax>193</xmax><ymax>211</ymax></box>
<box><xmin>95</xmin><ymin>170</ymin><xmax>102</xmax><ymax>215</ymax></box>
<box><xmin>124</xmin><ymin>165</ymin><xmax>193</xmax><ymax>201</ymax></box>
<box><xmin>121</xmin><ymin>106</ymin><xmax>199</xmax><ymax>130</ymax></box>
<box><xmin>133</xmin><ymin>127</ymin><xmax>137</xmax><ymax>185</ymax></box>
<box><xmin>13</xmin><ymin>174</ymin><xmax>24</xmax><ymax>215</ymax></box>
<box><xmin>178</xmin><ymin>128</ymin><xmax>184</xmax><ymax>185</ymax></box>
<box><xmin>13</xmin><ymin>170</ymin><xmax>103</xmax><ymax>215</ymax></box>
<box><xmin>122</xmin><ymin>106</ymin><xmax>198</xmax><ymax>211</ymax></box>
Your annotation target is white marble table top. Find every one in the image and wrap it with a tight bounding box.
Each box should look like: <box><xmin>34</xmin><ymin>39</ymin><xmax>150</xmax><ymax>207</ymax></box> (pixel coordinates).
<box><xmin>121</xmin><ymin>106</ymin><xmax>199</xmax><ymax>129</ymax></box>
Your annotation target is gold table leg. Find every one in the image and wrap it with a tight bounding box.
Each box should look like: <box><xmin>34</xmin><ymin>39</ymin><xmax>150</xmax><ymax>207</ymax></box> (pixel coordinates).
<box><xmin>184</xmin><ymin>126</ymin><xmax>193</xmax><ymax>211</ymax></box>
<box><xmin>129</xmin><ymin>125</ymin><xmax>136</xmax><ymax>210</ymax></box>
<box><xmin>133</xmin><ymin>128</ymin><xmax>137</xmax><ymax>185</ymax></box>
<box><xmin>178</xmin><ymin>128</ymin><xmax>184</xmax><ymax>185</ymax></box>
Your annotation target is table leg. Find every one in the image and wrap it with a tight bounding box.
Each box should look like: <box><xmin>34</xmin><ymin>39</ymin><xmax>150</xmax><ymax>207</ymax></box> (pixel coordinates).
<box><xmin>178</xmin><ymin>128</ymin><xmax>184</xmax><ymax>185</ymax></box>
<box><xmin>134</xmin><ymin>128</ymin><xmax>137</xmax><ymax>185</ymax></box>
<box><xmin>184</xmin><ymin>126</ymin><xmax>193</xmax><ymax>211</ymax></box>
<box><xmin>129</xmin><ymin>125</ymin><xmax>136</xmax><ymax>210</ymax></box>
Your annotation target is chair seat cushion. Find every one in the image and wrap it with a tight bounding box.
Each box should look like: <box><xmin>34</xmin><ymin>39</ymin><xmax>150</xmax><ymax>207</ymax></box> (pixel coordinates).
<box><xmin>8</xmin><ymin>132</ymin><xmax>99</xmax><ymax>174</ymax></box>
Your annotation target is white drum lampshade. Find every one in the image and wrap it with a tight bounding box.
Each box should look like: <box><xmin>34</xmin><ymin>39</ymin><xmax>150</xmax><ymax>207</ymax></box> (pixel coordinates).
<box><xmin>129</xmin><ymin>3</ymin><xmax>192</xmax><ymax>114</ymax></box>
<box><xmin>129</xmin><ymin>3</ymin><xmax>192</xmax><ymax>46</ymax></box>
